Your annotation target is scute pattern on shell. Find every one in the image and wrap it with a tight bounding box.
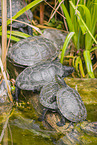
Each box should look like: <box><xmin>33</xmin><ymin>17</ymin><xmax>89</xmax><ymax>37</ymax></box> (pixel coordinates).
<box><xmin>7</xmin><ymin>0</ymin><xmax>33</xmax><ymax>28</ymax></box>
<box><xmin>7</xmin><ymin>36</ymin><xmax>58</xmax><ymax>66</ymax></box>
<box><xmin>16</xmin><ymin>61</ymin><xmax>65</xmax><ymax>91</ymax></box>
<box><xmin>39</xmin><ymin>82</ymin><xmax>60</xmax><ymax>109</ymax></box>
<box><xmin>57</xmin><ymin>86</ymin><xmax>87</xmax><ymax>122</ymax></box>
<box><xmin>43</xmin><ymin>29</ymin><xmax>67</xmax><ymax>49</ymax></box>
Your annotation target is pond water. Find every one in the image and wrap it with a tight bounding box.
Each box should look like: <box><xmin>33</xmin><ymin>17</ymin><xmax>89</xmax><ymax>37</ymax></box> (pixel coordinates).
<box><xmin>0</xmin><ymin>102</ymin><xmax>97</xmax><ymax>145</ymax></box>
<box><xmin>0</xmin><ymin>78</ymin><xmax>97</xmax><ymax>145</ymax></box>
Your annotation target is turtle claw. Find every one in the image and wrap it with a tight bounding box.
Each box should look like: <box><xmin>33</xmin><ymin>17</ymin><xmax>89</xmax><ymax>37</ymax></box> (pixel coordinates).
<box><xmin>38</xmin><ymin>108</ymin><xmax>48</xmax><ymax>122</ymax></box>
<box><xmin>56</xmin><ymin>117</ymin><xmax>65</xmax><ymax>127</ymax></box>
<box><xmin>56</xmin><ymin>121</ymin><xmax>65</xmax><ymax>127</ymax></box>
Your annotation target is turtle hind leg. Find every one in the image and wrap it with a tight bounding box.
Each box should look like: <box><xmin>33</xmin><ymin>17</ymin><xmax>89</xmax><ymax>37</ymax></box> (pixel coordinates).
<box><xmin>18</xmin><ymin>27</ymin><xmax>33</xmax><ymax>36</ymax></box>
<box><xmin>56</xmin><ymin>116</ymin><xmax>65</xmax><ymax>127</ymax></box>
<box><xmin>38</xmin><ymin>108</ymin><xmax>48</xmax><ymax>121</ymax></box>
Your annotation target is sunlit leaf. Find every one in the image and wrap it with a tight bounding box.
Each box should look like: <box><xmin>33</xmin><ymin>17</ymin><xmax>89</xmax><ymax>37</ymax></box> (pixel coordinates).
<box><xmin>75</xmin><ymin>56</ymin><xmax>80</xmax><ymax>72</ymax></box>
<box><xmin>58</xmin><ymin>0</ymin><xmax>73</xmax><ymax>32</ymax></box>
<box><xmin>60</xmin><ymin>32</ymin><xmax>75</xmax><ymax>63</ymax></box>
<box><xmin>90</xmin><ymin>46</ymin><xmax>97</xmax><ymax>52</ymax></box>
<box><xmin>7</xmin><ymin>31</ymin><xmax>31</xmax><ymax>38</ymax></box>
<box><xmin>83</xmin><ymin>50</ymin><xmax>95</xmax><ymax>78</ymax></box>
<box><xmin>77</xmin><ymin>4</ymin><xmax>91</xmax><ymax>28</ymax></box>
<box><xmin>79</xmin><ymin>58</ymin><xmax>85</xmax><ymax>77</ymax></box>
<box><xmin>0</xmin><ymin>32</ymin><xmax>20</xmax><ymax>41</ymax></box>
<box><xmin>70</xmin><ymin>1</ymin><xmax>97</xmax><ymax>45</ymax></box>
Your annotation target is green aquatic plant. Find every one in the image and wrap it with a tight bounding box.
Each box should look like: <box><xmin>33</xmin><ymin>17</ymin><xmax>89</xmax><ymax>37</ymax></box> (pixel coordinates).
<box><xmin>59</xmin><ymin>0</ymin><xmax>97</xmax><ymax>78</ymax></box>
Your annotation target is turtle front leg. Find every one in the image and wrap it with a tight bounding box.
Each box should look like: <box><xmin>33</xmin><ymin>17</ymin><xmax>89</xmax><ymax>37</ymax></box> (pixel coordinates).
<box><xmin>56</xmin><ymin>116</ymin><xmax>66</xmax><ymax>127</ymax></box>
<box><xmin>15</xmin><ymin>86</ymin><xmax>20</xmax><ymax>102</ymax></box>
<box><xmin>38</xmin><ymin>108</ymin><xmax>48</xmax><ymax>121</ymax></box>
<box><xmin>27</xmin><ymin>26</ymin><xmax>33</xmax><ymax>36</ymax></box>
<box><xmin>56</xmin><ymin>109</ymin><xmax>66</xmax><ymax>126</ymax></box>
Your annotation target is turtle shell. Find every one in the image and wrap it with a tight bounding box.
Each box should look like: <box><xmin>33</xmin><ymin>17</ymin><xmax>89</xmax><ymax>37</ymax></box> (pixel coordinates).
<box><xmin>39</xmin><ymin>82</ymin><xmax>60</xmax><ymax>110</ymax></box>
<box><xmin>7</xmin><ymin>0</ymin><xmax>33</xmax><ymax>28</ymax></box>
<box><xmin>16</xmin><ymin>61</ymin><xmax>66</xmax><ymax>91</ymax></box>
<box><xmin>56</xmin><ymin>86</ymin><xmax>87</xmax><ymax>122</ymax></box>
<box><xmin>43</xmin><ymin>29</ymin><xmax>67</xmax><ymax>50</ymax></box>
<box><xmin>7</xmin><ymin>36</ymin><xmax>58</xmax><ymax>67</ymax></box>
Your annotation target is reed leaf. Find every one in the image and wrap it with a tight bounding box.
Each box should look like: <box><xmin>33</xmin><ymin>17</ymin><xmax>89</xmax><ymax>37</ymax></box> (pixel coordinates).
<box><xmin>83</xmin><ymin>50</ymin><xmax>95</xmax><ymax>78</ymax></box>
<box><xmin>58</xmin><ymin>0</ymin><xmax>73</xmax><ymax>32</ymax></box>
<box><xmin>7</xmin><ymin>31</ymin><xmax>31</xmax><ymax>38</ymax></box>
<box><xmin>70</xmin><ymin>1</ymin><xmax>97</xmax><ymax>45</ymax></box>
<box><xmin>7</xmin><ymin>35</ymin><xmax>20</xmax><ymax>42</ymax></box>
<box><xmin>79</xmin><ymin>58</ymin><xmax>85</xmax><ymax>77</ymax></box>
<box><xmin>0</xmin><ymin>32</ymin><xmax>20</xmax><ymax>42</ymax></box>
<box><xmin>60</xmin><ymin>32</ymin><xmax>75</xmax><ymax>64</ymax></box>
<box><xmin>75</xmin><ymin>56</ymin><xmax>80</xmax><ymax>73</ymax></box>
<box><xmin>90</xmin><ymin>47</ymin><xmax>97</xmax><ymax>52</ymax></box>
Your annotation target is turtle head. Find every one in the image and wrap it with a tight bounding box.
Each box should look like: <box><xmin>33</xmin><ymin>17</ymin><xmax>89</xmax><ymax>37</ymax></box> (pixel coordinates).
<box><xmin>62</xmin><ymin>66</ymin><xmax>74</xmax><ymax>77</ymax></box>
<box><xmin>55</xmin><ymin>75</ymin><xmax>67</xmax><ymax>87</ymax></box>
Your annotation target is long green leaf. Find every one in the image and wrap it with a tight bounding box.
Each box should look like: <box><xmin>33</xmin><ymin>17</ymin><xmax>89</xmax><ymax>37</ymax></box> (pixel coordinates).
<box><xmin>58</xmin><ymin>0</ymin><xmax>73</xmax><ymax>32</ymax></box>
<box><xmin>79</xmin><ymin>58</ymin><xmax>85</xmax><ymax>77</ymax></box>
<box><xmin>77</xmin><ymin>4</ymin><xmax>97</xmax><ymax>50</ymax></box>
<box><xmin>77</xmin><ymin>5</ymin><xmax>91</xmax><ymax>28</ymax></box>
<box><xmin>0</xmin><ymin>32</ymin><xmax>20</xmax><ymax>42</ymax></box>
<box><xmin>90</xmin><ymin>46</ymin><xmax>97</xmax><ymax>52</ymax></box>
<box><xmin>77</xmin><ymin>5</ymin><xmax>92</xmax><ymax>50</ymax></box>
<box><xmin>75</xmin><ymin>56</ymin><xmax>80</xmax><ymax>73</ymax></box>
<box><xmin>60</xmin><ymin>32</ymin><xmax>75</xmax><ymax>63</ymax></box>
<box><xmin>70</xmin><ymin>1</ymin><xmax>97</xmax><ymax>45</ymax></box>
<box><xmin>7</xmin><ymin>31</ymin><xmax>31</xmax><ymax>38</ymax></box>
<box><xmin>74</xmin><ymin>56</ymin><xmax>85</xmax><ymax>77</ymax></box>
<box><xmin>83</xmin><ymin>50</ymin><xmax>95</xmax><ymax>78</ymax></box>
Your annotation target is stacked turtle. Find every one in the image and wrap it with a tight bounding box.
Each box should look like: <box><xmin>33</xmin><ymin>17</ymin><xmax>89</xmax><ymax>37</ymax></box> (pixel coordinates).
<box><xmin>39</xmin><ymin>75</ymin><xmax>87</xmax><ymax>126</ymax></box>
<box><xmin>7</xmin><ymin>29</ymin><xmax>87</xmax><ymax>126</ymax></box>
<box><xmin>7</xmin><ymin>0</ymin><xmax>33</xmax><ymax>35</ymax></box>
<box><xmin>8</xmin><ymin>0</ymin><xmax>33</xmax><ymax>35</ymax></box>
<box><xmin>7</xmin><ymin>29</ymin><xmax>73</xmax><ymax>99</ymax></box>
<box><xmin>0</xmin><ymin>0</ymin><xmax>33</xmax><ymax>35</ymax></box>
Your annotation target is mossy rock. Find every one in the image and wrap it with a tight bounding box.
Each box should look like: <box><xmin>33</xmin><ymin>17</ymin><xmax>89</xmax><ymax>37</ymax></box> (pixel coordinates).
<box><xmin>19</xmin><ymin>78</ymin><xmax>97</xmax><ymax>144</ymax></box>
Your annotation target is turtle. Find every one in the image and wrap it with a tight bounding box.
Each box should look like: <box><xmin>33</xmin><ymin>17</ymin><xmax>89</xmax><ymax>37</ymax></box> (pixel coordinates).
<box><xmin>7</xmin><ymin>35</ymin><xmax>59</xmax><ymax>67</ymax></box>
<box><xmin>15</xmin><ymin>61</ymin><xmax>74</xmax><ymax>101</ymax></box>
<box><xmin>7</xmin><ymin>0</ymin><xmax>33</xmax><ymax>35</ymax></box>
<box><xmin>39</xmin><ymin>75</ymin><xmax>87</xmax><ymax>126</ymax></box>
<box><xmin>43</xmin><ymin>29</ymin><xmax>67</xmax><ymax>50</ymax></box>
